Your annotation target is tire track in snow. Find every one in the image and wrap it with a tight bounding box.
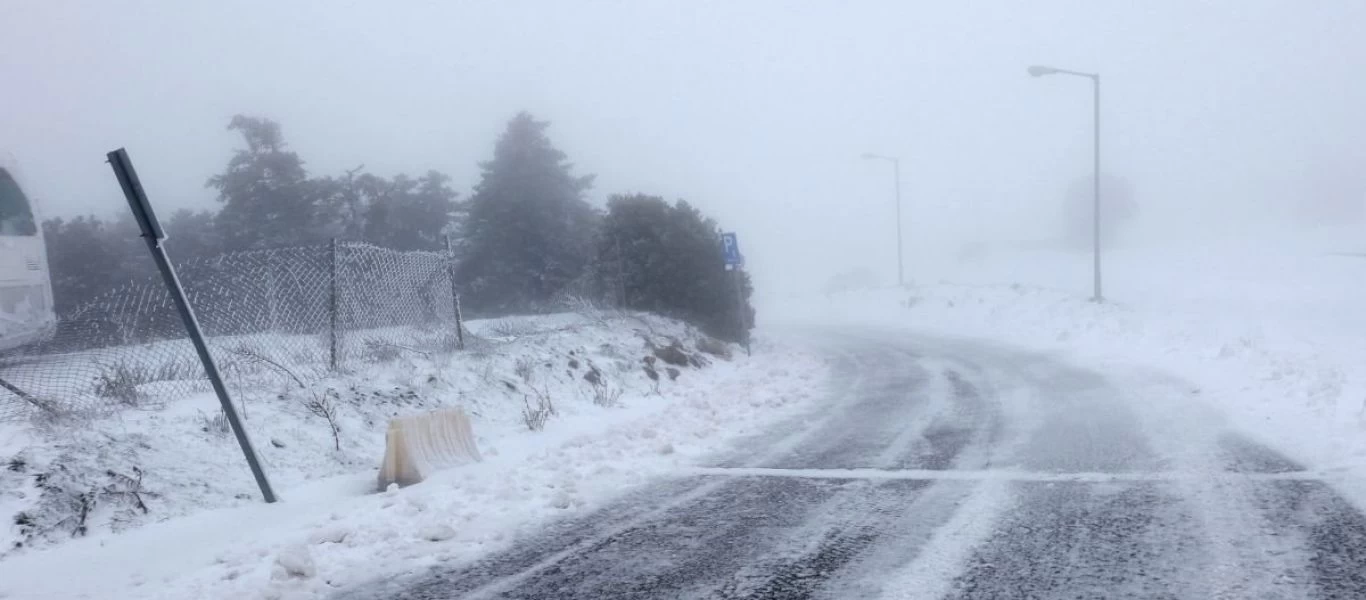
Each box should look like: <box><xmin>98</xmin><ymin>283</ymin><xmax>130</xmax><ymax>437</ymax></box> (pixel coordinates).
<box><xmin>933</xmin><ymin>358</ymin><xmax>1208</xmax><ymax>599</ymax></box>
<box><xmin>341</xmin><ymin>334</ymin><xmax>1000</xmax><ymax>599</ymax></box>
<box><xmin>943</xmin><ymin>481</ymin><xmax>1204</xmax><ymax>599</ymax></box>
<box><xmin>337</xmin><ymin>332</ymin><xmax>1366</xmax><ymax>600</ymax></box>
<box><xmin>1218</xmin><ymin>435</ymin><xmax>1366</xmax><ymax>599</ymax></box>
<box><xmin>698</xmin><ymin>355</ymin><xmax>1004</xmax><ymax>599</ymax></box>
<box><xmin>930</xmin><ymin>358</ymin><xmax>1366</xmax><ymax>600</ymax></box>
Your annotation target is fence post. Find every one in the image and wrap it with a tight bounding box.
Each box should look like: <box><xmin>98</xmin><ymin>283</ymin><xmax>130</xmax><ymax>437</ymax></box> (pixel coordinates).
<box><xmin>106</xmin><ymin>148</ymin><xmax>277</xmax><ymax>503</ymax></box>
<box><xmin>615</xmin><ymin>235</ymin><xmax>627</xmax><ymax>308</ymax></box>
<box><xmin>329</xmin><ymin>238</ymin><xmax>339</xmax><ymax>370</ymax></box>
<box><xmin>444</xmin><ymin>236</ymin><xmax>465</xmax><ymax>350</ymax></box>
<box><xmin>454</xmin><ymin>294</ymin><xmax>465</xmax><ymax>351</ymax></box>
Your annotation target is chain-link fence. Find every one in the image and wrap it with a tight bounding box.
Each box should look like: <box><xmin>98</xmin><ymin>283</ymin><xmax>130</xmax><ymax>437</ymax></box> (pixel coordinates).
<box><xmin>0</xmin><ymin>241</ymin><xmax>472</xmax><ymax>422</ymax></box>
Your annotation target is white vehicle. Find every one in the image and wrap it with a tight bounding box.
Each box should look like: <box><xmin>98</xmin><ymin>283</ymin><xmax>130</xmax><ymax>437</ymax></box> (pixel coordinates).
<box><xmin>0</xmin><ymin>166</ymin><xmax>55</xmax><ymax>352</ymax></box>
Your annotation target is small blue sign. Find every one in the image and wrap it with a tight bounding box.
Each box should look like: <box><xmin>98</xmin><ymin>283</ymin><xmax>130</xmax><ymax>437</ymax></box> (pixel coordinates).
<box><xmin>721</xmin><ymin>232</ymin><xmax>743</xmax><ymax>266</ymax></box>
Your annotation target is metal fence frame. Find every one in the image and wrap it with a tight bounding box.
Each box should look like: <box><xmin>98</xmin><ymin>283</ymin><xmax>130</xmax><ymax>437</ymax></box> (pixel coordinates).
<box><xmin>0</xmin><ymin>239</ymin><xmax>467</xmax><ymax>423</ymax></box>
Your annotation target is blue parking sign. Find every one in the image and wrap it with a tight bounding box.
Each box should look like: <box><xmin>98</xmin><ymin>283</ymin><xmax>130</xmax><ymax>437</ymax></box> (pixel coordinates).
<box><xmin>721</xmin><ymin>233</ymin><xmax>742</xmax><ymax>266</ymax></box>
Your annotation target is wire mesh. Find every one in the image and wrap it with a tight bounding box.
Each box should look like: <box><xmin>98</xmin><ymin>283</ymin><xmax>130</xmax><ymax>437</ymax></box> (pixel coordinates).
<box><xmin>0</xmin><ymin>241</ymin><xmax>467</xmax><ymax>422</ymax></box>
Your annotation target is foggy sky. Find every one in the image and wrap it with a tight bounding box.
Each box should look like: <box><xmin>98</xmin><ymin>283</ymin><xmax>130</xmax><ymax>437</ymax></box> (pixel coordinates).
<box><xmin>3</xmin><ymin>1</ymin><xmax>1364</xmax><ymax>298</ymax></box>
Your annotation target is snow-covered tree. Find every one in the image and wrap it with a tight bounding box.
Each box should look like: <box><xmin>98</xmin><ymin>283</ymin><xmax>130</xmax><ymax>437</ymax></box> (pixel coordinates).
<box><xmin>207</xmin><ymin>115</ymin><xmax>319</xmax><ymax>250</ymax></box>
<box><xmin>457</xmin><ymin>112</ymin><xmax>599</xmax><ymax>313</ymax></box>
<box><xmin>361</xmin><ymin>171</ymin><xmax>461</xmax><ymax>251</ymax></box>
<box><xmin>163</xmin><ymin>208</ymin><xmax>223</xmax><ymax>264</ymax></box>
<box><xmin>594</xmin><ymin>194</ymin><xmax>753</xmax><ymax>342</ymax></box>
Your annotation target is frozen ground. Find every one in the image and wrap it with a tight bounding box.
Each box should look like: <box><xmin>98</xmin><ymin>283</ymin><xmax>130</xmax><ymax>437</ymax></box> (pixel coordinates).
<box><xmin>0</xmin><ymin>313</ymin><xmax>827</xmax><ymax>600</ymax></box>
<box><xmin>776</xmin><ymin>224</ymin><xmax>1366</xmax><ymax>498</ymax></box>
<box><xmin>330</xmin><ymin>329</ymin><xmax>1366</xmax><ymax>599</ymax></box>
<box><xmin>322</xmin><ymin>226</ymin><xmax>1366</xmax><ymax>598</ymax></box>
<box><xmin>4</xmin><ymin>225</ymin><xmax>1363</xmax><ymax>599</ymax></box>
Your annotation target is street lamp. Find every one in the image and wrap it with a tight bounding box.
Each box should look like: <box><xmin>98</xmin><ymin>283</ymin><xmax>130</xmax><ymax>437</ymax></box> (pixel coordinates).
<box><xmin>861</xmin><ymin>152</ymin><xmax>904</xmax><ymax>286</ymax></box>
<box><xmin>1028</xmin><ymin>64</ymin><xmax>1103</xmax><ymax>302</ymax></box>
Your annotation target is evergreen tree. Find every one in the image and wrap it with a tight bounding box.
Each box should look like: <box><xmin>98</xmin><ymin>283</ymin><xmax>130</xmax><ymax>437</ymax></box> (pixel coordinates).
<box><xmin>595</xmin><ymin>194</ymin><xmax>753</xmax><ymax>342</ymax></box>
<box><xmin>458</xmin><ymin>112</ymin><xmax>599</xmax><ymax>312</ymax></box>
<box><xmin>310</xmin><ymin>166</ymin><xmax>363</xmax><ymax>241</ymax></box>
<box><xmin>207</xmin><ymin>115</ymin><xmax>318</xmax><ymax>250</ymax></box>
<box><xmin>41</xmin><ymin>214</ymin><xmax>147</xmax><ymax>315</ymax></box>
<box><xmin>41</xmin><ymin>114</ymin><xmax>467</xmax><ymax>319</ymax></box>
<box><xmin>163</xmin><ymin>208</ymin><xmax>222</xmax><ymax>265</ymax></box>
<box><xmin>311</xmin><ymin>167</ymin><xmax>461</xmax><ymax>250</ymax></box>
<box><xmin>362</xmin><ymin>171</ymin><xmax>461</xmax><ymax>251</ymax></box>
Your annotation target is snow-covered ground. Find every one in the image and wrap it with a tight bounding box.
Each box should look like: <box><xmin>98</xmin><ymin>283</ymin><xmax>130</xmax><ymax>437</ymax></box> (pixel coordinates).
<box><xmin>0</xmin><ymin>312</ymin><xmax>827</xmax><ymax>600</ymax></box>
<box><xmin>777</xmin><ymin>224</ymin><xmax>1366</xmax><ymax>497</ymax></box>
<box><xmin>5</xmin><ymin>223</ymin><xmax>1362</xmax><ymax>599</ymax></box>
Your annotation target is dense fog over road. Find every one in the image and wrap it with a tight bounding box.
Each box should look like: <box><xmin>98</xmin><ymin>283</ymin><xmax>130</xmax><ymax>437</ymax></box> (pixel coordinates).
<box><xmin>6</xmin><ymin>5</ymin><xmax>1366</xmax><ymax>598</ymax></box>
<box><xmin>3</xmin><ymin>1</ymin><xmax>1364</xmax><ymax>300</ymax></box>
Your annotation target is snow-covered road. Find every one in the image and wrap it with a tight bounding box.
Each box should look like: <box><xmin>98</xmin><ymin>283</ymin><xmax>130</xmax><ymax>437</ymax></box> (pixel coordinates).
<box><xmin>337</xmin><ymin>329</ymin><xmax>1366</xmax><ymax>599</ymax></box>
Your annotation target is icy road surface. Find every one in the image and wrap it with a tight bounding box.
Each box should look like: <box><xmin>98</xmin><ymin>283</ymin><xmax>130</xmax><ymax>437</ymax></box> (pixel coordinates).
<box><xmin>340</xmin><ymin>330</ymin><xmax>1366</xmax><ymax>599</ymax></box>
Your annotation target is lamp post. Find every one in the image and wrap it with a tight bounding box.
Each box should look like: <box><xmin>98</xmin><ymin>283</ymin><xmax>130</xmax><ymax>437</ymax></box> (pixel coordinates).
<box><xmin>861</xmin><ymin>153</ymin><xmax>904</xmax><ymax>287</ymax></box>
<box><xmin>1028</xmin><ymin>65</ymin><xmax>1103</xmax><ymax>302</ymax></box>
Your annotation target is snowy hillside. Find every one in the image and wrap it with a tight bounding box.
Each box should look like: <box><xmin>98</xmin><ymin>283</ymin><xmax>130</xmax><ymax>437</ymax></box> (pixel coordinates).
<box><xmin>0</xmin><ymin>312</ymin><xmax>827</xmax><ymax>599</ymax></box>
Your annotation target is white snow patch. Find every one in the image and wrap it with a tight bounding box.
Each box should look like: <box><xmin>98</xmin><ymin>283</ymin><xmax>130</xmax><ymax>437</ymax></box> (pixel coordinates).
<box><xmin>876</xmin><ymin>480</ymin><xmax>1012</xmax><ymax>599</ymax></box>
<box><xmin>417</xmin><ymin>523</ymin><xmax>456</xmax><ymax>542</ymax></box>
<box><xmin>271</xmin><ymin>544</ymin><xmax>316</xmax><ymax>580</ymax></box>
<box><xmin>306</xmin><ymin>527</ymin><xmax>349</xmax><ymax>545</ymax></box>
<box><xmin>0</xmin><ymin>313</ymin><xmax>826</xmax><ymax>599</ymax></box>
<box><xmin>777</xmin><ymin>227</ymin><xmax>1366</xmax><ymax>504</ymax></box>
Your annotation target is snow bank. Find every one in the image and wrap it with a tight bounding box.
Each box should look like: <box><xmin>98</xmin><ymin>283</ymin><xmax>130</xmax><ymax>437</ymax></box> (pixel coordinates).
<box><xmin>779</xmin><ymin>227</ymin><xmax>1366</xmax><ymax>488</ymax></box>
<box><xmin>0</xmin><ymin>312</ymin><xmax>827</xmax><ymax>599</ymax></box>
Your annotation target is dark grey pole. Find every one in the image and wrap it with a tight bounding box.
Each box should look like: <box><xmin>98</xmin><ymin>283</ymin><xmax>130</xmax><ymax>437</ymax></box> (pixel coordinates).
<box><xmin>1092</xmin><ymin>75</ymin><xmax>1103</xmax><ymax>303</ymax></box>
<box><xmin>893</xmin><ymin>157</ymin><xmax>905</xmax><ymax>287</ymax></box>
<box><xmin>615</xmin><ymin>235</ymin><xmax>628</xmax><ymax>308</ymax></box>
<box><xmin>454</xmin><ymin>294</ymin><xmax>465</xmax><ymax>350</ymax></box>
<box><xmin>444</xmin><ymin>236</ymin><xmax>465</xmax><ymax>350</ymax></box>
<box><xmin>106</xmin><ymin>148</ymin><xmax>277</xmax><ymax>503</ymax></box>
<box><xmin>329</xmin><ymin>237</ymin><xmax>339</xmax><ymax>370</ymax></box>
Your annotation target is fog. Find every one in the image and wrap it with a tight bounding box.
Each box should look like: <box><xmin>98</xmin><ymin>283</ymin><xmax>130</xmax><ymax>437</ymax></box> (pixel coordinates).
<box><xmin>4</xmin><ymin>1</ymin><xmax>1364</xmax><ymax>302</ymax></box>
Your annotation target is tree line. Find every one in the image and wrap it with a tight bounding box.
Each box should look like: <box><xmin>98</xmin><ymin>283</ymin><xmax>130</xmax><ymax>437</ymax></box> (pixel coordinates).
<box><xmin>42</xmin><ymin>112</ymin><xmax>753</xmax><ymax>341</ymax></box>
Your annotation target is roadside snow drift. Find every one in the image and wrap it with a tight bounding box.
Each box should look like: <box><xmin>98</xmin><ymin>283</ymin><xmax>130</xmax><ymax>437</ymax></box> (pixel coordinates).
<box><xmin>781</xmin><ymin>228</ymin><xmax>1366</xmax><ymax>495</ymax></box>
<box><xmin>0</xmin><ymin>312</ymin><xmax>827</xmax><ymax>600</ymax></box>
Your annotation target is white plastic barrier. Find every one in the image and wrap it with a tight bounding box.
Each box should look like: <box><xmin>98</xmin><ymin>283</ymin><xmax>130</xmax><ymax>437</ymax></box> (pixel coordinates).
<box><xmin>378</xmin><ymin>408</ymin><xmax>481</xmax><ymax>490</ymax></box>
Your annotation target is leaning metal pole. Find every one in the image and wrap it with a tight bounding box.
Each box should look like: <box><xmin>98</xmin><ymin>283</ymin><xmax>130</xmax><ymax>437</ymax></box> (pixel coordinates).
<box><xmin>106</xmin><ymin>148</ymin><xmax>277</xmax><ymax>503</ymax></box>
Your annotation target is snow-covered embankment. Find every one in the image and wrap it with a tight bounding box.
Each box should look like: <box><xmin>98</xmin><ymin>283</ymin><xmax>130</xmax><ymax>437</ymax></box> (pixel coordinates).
<box><xmin>0</xmin><ymin>312</ymin><xmax>827</xmax><ymax>600</ymax></box>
